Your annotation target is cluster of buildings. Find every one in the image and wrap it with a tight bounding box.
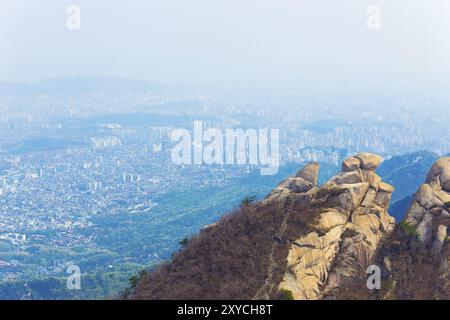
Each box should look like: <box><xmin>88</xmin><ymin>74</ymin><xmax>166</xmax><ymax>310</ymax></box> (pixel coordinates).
<box><xmin>0</xmin><ymin>89</ymin><xmax>450</xmax><ymax>283</ymax></box>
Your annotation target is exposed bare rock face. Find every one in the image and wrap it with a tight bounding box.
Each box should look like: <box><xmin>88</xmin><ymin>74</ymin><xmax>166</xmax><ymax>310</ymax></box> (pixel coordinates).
<box><xmin>406</xmin><ymin>157</ymin><xmax>450</xmax><ymax>245</ymax></box>
<box><xmin>278</xmin><ymin>153</ymin><xmax>395</xmax><ymax>300</ymax></box>
<box><xmin>382</xmin><ymin>157</ymin><xmax>450</xmax><ymax>300</ymax></box>
<box><xmin>296</xmin><ymin>162</ymin><xmax>320</xmax><ymax>185</ymax></box>
<box><xmin>327</xmin><ymin>157</ymin><xmax>450</xmax><ymax>300</ymax></box>
<box><xmin>126</xmin><ymin>153</ymin><xmax>408</xmax><ymax>300</ymax></box>
<box><xmin>129</xmin><ymin>153</ymin><xmax>398</xmax><ymax>300</ymax></box>
<box><xmin>268</xmin><ymin>162</ymin><xmax>319</xmax><ymax>200</ymax></box>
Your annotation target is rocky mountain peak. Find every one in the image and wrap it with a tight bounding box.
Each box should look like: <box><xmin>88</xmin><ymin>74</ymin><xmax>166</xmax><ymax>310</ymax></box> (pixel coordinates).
<box><xmin>426</xmin><ymin>157</ymin><xmax>450</xmax><ymax>191</ymax></box>
<box><xmin>129</xmin><ymin>153</ymin><xmax>449</xmax><ymax>300</ymax></box>
<box><xmin>342</xmin><ymin>152</ymin><xmax>383</xmax><ymax>172</ymax></box>
<box><xmin>277</xmin><ymin>153</ymin><xmax>395</xmax><ymax>299</ymax></box>
<box><xmin>405</xmin><ymin>157</ymin><xmax>450</xmax><ymax>248</ymax></box>
<box><xmin>335</xmin><ymin>157</ymin><xmax>450</xmax><ymax>300</ymax></box>
<box><xmin>295</xmin><ymin>162</ymin><xmax>320</xmax><ymax>185</ymax></box>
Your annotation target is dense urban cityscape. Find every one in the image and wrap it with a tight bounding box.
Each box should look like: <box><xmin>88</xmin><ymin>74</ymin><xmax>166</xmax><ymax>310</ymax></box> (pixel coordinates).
<box><xmin>0</xmin><ymin>78</ymin><xmax>449</xmax><ymax>298</ymax></box>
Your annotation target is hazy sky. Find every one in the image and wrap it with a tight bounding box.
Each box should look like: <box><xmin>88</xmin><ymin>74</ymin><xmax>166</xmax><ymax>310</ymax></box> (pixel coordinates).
<box><xmin>1</xmin><ymin>0</ymin><xmax>449</xmax><ymax>91</ymax></box>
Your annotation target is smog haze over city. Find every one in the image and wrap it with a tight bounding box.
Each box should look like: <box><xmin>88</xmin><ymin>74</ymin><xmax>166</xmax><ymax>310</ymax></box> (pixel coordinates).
<box><xmin>0</xmin><ymin>0</ymin><xmax>449</xmax><ymax>300</ymax></box>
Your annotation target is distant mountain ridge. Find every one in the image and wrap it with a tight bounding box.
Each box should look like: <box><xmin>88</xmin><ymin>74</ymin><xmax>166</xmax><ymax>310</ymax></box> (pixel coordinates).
<box><xmin>0</xmin><ymin>76</ymin><xmax>164</xmax><ymax>95</ymax></box>
<box><xmin>378</xmin><ymin>151</ymin><xmax>439</xmax><ymax>201</ymax></box>
<box><xmin>377</xmin><ymin>151</ymin><xmax>440</xmax><ymax>220</ymax></box>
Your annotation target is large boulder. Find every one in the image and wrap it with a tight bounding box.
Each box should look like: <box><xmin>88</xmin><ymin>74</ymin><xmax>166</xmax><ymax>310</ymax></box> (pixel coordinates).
<box><xmin>375</xmin><ymin>191</ymin><xmax>393</xmax><ymax>209</ymax></box>
<box><xmin>329</xmin><ymin>171</ymin><xmax>363</xmax><ymax>184</ymax></box>
<box><xmin>426</xmin><ymin>157</ymin><xmax>450</xmax><ymax>184</ymax></box>
<box><xmin>415</xmin><ymin>184</ymin><xmax>442</xmax><ymax>209</ymax></box>
<box><xmin>267</xmin><ymin>162</ymin><xmax>321</xmax><ymax>202</ymax></box>
<box><xmin>317</xmin><ymin>210</ymin><xmax>348</xmax><ymax>232</ymax></box>
<box><xmin>354</xmin><ymin>153</ymin><xmax>383</xmax><ymax>171</ymax></box>
<box><xmin>296</xmin><ymin>162</ymin><xmax>320</xmax><ymax>186</ymax></box>
<box><xmin>342</xmin><ymin>157</ymin><xmax>361</xmax><ymax>172</ymax></box>
<box><xmin>405</xmin><ymin>157</ymin><xmax>450</xmax><ymax>243</ymax></box>
<box><xmin>378</xmin><ymin>182</ymin><xmax>395</xmax><ymax>193</ymax></box>
<box><xmin>278</xmin><ymin>178</ymin><xmax>314</xmax><ymax>193</ymax></box>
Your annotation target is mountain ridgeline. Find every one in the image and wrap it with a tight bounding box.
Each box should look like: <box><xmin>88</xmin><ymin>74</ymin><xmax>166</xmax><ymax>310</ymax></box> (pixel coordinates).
<box><xmin>127</xmin><ymin>153</ymin><xmax>450</xmax><ymax>300</ymax></box>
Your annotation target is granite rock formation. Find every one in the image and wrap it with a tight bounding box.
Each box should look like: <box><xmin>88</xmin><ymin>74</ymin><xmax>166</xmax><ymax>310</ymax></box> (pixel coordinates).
<box><xmin>277</xmin><ymin>153</ymin><xmax>395</xmax><ymax>300</ymax></box>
